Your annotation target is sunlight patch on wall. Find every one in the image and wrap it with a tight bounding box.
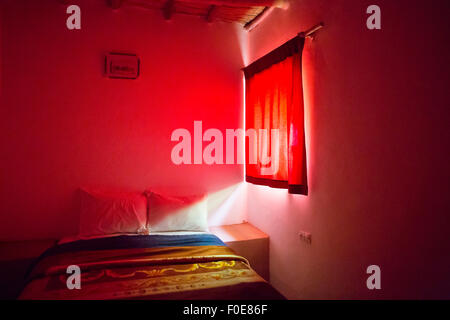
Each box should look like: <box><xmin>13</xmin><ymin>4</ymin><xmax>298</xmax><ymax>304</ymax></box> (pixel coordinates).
<box><xmin>207</xmin><ymin>182</ymin><xmax>247</xmax><ymax>226</ymax></box>
<box><xmin>301</xmin><ymin>38</ymin><xmax>316</xmax><ymax>191</ymax></box>
<box><xmin>236</xmin><ymin>23</ymin><xmax>250</xmax><ymax>67</ymax></box>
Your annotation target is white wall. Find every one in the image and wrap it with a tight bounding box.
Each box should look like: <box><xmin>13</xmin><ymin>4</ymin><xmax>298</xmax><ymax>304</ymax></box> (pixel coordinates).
<box><xmin>245</xmin><ymin>0</ymin><xmax>450</xmax><ymax>299</ymax></box>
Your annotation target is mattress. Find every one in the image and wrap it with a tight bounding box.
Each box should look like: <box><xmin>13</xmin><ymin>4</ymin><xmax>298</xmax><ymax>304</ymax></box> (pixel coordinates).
<box><xmin>19</xmin><ymin>233</ymin><xmax>284</xmax><ymax>300</ymax></box>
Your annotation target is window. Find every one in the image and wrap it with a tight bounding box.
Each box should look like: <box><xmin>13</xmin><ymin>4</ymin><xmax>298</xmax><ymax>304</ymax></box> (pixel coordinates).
<box><xmin>244</xmin><ymin>36</ymin><xmax>308</xmax><ymax>195</ymax></box>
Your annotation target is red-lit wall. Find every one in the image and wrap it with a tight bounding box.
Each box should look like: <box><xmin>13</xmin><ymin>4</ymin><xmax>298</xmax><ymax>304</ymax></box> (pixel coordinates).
<box><xmin>245</xmin><ymin>0</ymin><xmax>450</xmax><ymax>299</ymax></box>
<box><xmin>0</xmin><ymin>22</ymin><xmax>1</xmax><ymax>97</ymax></box>
<box><xmin>0</xmin><ymin>0</ymin><xmax>246</xmax><ymax>240</ymax></box>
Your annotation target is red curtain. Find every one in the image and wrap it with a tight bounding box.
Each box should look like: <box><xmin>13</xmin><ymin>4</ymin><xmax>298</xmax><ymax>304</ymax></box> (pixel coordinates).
<box><xmin>244</xmin><ymin>36</ymin><xmax>308</xmax><ymax>195</ymax></box>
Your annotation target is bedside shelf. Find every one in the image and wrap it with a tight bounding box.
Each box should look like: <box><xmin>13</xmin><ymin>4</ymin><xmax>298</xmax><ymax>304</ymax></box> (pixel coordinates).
<box><xmin>210</xmin><ymin>223</ymin><xmax>269</xmax><ymax>281</ymax></box>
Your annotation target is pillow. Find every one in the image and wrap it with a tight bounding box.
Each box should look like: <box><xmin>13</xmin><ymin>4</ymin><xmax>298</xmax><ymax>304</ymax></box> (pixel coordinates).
<box><xmin>79</xmin><ymin>188</ymin><xmax>148</xmax><ymax>237</ymax></box>
<box><xmin>145</xmin><ymin>191</ymin><xmax>208</xmax><ymax>232</ymax></box>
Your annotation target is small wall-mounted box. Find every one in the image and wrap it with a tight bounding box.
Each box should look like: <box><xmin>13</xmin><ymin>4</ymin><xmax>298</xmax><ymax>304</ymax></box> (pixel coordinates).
<box><xmin>299</xmin><ymin>231</ymin><xmax>312</xmax><ymax>244</ymax></box>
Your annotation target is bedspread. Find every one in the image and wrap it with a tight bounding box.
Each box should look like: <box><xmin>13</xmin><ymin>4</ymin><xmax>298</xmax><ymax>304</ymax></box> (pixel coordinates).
<box><xmin>19</xmin><ymin>234</ymin><xmax>284</xmax><ymax>300</ymax></box>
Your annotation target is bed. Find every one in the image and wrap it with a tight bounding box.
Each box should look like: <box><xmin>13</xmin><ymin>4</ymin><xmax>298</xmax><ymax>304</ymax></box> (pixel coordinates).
<box><xmin>19</xmin><ymin>233</ymin><xmax>284</xmax><ymax>300</ymax></box>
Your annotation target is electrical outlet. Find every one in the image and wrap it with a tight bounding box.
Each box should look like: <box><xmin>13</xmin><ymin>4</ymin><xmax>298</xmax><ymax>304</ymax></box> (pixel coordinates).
<box><xmin>299</xmin><ymin>231</ymin><xmax>312</xmax><ymax>244</ymax></box>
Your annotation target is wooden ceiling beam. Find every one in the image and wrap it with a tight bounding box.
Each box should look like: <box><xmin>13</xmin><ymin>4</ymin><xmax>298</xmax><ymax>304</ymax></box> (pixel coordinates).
<box><xmin>107</xmin><ymin>0</ymin><xmax>123</xmax><ymax>9</ymax></box>
<box><xmin>244</xmin><ymin>6</ymin><xmax>274</xmax><ymax>31</ymax></box>
<box><xmin>163</xmin><ymin>0</ymin><xmax>175</xmax><ymax>20</ymax></box>
<box><xmin>205</xmin><ymin>5</ymin><xmax>216</xmax><ymax>23</ymax></box>
<box><xmin>176</xmin><ymin>0</ymin><xmax>288</xmax><ymax>8</ymax></box>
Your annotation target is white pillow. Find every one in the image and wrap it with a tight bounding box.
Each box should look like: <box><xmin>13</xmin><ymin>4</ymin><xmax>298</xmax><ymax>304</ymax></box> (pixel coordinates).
<box><xmin>79</xmin><ymin>188</ymin><xmax>148</xmax><ymax>237</ymax></box>
<box><xmin>146</xmin><ymin>191</ymin><xmax>208</xmax><ymax>232</ymax></box>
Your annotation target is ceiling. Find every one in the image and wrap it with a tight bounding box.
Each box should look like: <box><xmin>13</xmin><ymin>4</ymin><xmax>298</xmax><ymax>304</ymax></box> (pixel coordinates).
<box><xmin>107</xmin><ymin>0</ymin><xmax>287</xmax><ymax>28</ymax></box>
